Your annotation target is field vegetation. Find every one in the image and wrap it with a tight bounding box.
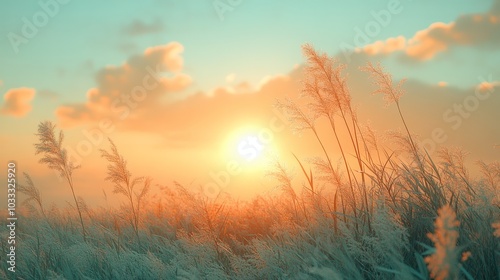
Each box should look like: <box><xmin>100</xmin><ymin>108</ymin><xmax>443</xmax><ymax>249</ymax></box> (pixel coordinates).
<box><xmin>1</xmin><ymin>45</ymin><xmax>499</xmax><ymax>280</ymax></box>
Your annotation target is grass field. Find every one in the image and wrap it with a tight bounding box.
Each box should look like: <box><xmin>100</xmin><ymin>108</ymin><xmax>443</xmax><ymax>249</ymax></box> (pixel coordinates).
<box><xmin>1</xmin><ymin>45</ymin><xmax>499</xmax><ymax>280</ymax></box>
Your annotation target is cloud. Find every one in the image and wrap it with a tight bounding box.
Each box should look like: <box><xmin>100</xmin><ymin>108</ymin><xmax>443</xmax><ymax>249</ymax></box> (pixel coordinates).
<box><xmin>1</xmin><ymin>88</ymin><xmax>36</xmax><ymax>117</ymax></box>
<box><xmin>56</xmin><ymin>49</ymin><xmax>299</xmax><ymax>149</ymax></box>
<box><xmin>438</xmin><ymin>81</ymin><xmax>448</xmax><ymax>87</ymax></box>
<box><xmin>123</xmin><ymin>19</ymin><xmax>164</xmax><ymax>36</ymax></box>
<box><xmin>257</xmin><ymin>75</ymin><xmax>290</xmax><ymax>90</ymax></box>
<box><xmin>334</xmin><ymin>50</ymin><xmax>500</xmax><ymax>161</ymax></box>
<box><xmin>144</xmin><ymin>43</ymin><xmax>185</xmax><ymax>72</ymax></box>
<box><xmin>118</xmin><ymin>72</ymin><xmax>298</xmax><ymax>148</ymax></box>
<box><xmin>358</xmin><ymin>36</ymin><xmax>406</xmax><ymax>55</ymax></box>
<box><xmin>477</xmin><ymin>80</ymin><xmax>500</xmax><ymax>92</ymax></box>
<box><xmin>54</xmin><ymin>40</ymin><xmax>300</xmax><ymax>149</ymax></box>
<box><xmin>56</xmin><ymin>42</ymin><xmax>192</xmax><ymax>127</ymax></box>
<box><xmin>234</xmin><ymin>81</ymin><xmax>253</xmax><ymax>92</ymax></box>
<box><xmin>358</xmin><ymin>0</ymin><xmax>500</xmax><ymax>60</ymax></box>
<box><xmin>53</xmin><ymin>40</ymin><xmax>499</xmax><ymax>163</ymax></box>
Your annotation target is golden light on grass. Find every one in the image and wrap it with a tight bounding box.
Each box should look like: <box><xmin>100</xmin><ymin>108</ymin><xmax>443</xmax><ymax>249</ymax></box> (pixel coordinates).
<box><xmin>425</xmin><ymin>205</ymin><xmax>461</xmax><ymax>280</ymax></box>
<box><xmin>7</xmin><ymin>43</ymin><xmax>499</xmax><ymax>280</ymax></box>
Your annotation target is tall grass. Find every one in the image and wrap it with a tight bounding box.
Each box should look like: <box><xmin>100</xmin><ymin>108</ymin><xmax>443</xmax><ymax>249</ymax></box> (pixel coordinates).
<box><xmin>100</xmin><ymin>138</ymin><xmax>151</xmax><ymax>244</ymax></box>
<box><xmin>34</xmin><ymin>121</ymin><xmax>87</xmax><ymax>241</ymax></box>
<box><xmin>18</xmin><ymin>172</ymin><xmax>46</xmax><ymax>218</ymax></box>
<box><xmin>424</xmin><ymin>205</ymin><xmax>467</xmax><ymax>280</ymax></box>
<box><xmin>3</xmin><ymin>45</ymin><xmax>499</xmax><ymax>279</ymax></box>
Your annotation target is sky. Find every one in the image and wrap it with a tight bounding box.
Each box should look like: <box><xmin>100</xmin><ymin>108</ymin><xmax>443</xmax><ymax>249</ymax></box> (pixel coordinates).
<box><xmin>1</xmin><ymin>0</ymin><xmax>499</xmax><ymax>206</ymax></box>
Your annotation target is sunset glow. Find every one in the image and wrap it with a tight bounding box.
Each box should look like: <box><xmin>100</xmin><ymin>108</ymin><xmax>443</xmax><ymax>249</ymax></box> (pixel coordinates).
<box><xmin>1</xmin><ymin>1</ymin><xmax>499</xmax><ymax>278</ymax></box>
<box><xmin>238</xmin><ymin>135</ymin><xmax>265</xmax><ymax>161</ymax></box>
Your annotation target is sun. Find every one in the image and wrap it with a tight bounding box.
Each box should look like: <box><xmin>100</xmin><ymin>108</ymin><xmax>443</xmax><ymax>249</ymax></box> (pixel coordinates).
<box><xmin>222</xmin><ymin>125</ymin><xmax>280</xmax><ymax>165</ymax></box>
<box><xmin>237</xmin><ymin>135</ymin><xmax>265</xmax><ymax>161</ymax></box>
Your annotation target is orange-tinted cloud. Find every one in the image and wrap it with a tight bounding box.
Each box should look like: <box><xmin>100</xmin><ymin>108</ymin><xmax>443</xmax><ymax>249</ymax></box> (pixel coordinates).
<box><xmin>1</xmin><ymin>87</ymin><xmax>36</xmax><ymax>117</ymax></box>
<box><xmin>477</xmin><ymin>80</ymin><xmax>500</xmax><ymax>92</ymax></box>
<box><xmin>332</xmin><ymin>50</ymin><xmax>500</xmax><ymax>161</ymax></box>
<box><xmin>56</xmin><ymin>42</ymin><xmax>192</xmax><ymax>127</ymax></box>
<box><xmin>54</xmin><ymin>41</ymin><xmax>499</xmax><ymax>163</ymax></box>
<box><xmin>357</xmin><ymin>36</ymin><xmax>406</xmax><ymax>55</ymax></box>
<box><xmin>404</xmin><ymin>22</ymin><xmax>454</xmax><ymax>60</ymax></box>
<box><xmin>359</xmin><ymin>0</ymin><xmax>500</xmax><ymax>60</ymax></box>
<box><xmin>55</xmin><ymin>40</ymin><xmax>301</xmax><ymax>148</ymax></box>
<box><xmin>438</xmin><ymin>81</ymin><xmax>448</xmax><ymax>87</ymax></box>
<box><xmin>117</xmin><ymin>73</ymin><xmax>298</xmax><ymax>148</ymax></box>
<box><xmin>56</xmin><ymin>54</ymin><xmax>299</xmax><ymax>149</ymax></box>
